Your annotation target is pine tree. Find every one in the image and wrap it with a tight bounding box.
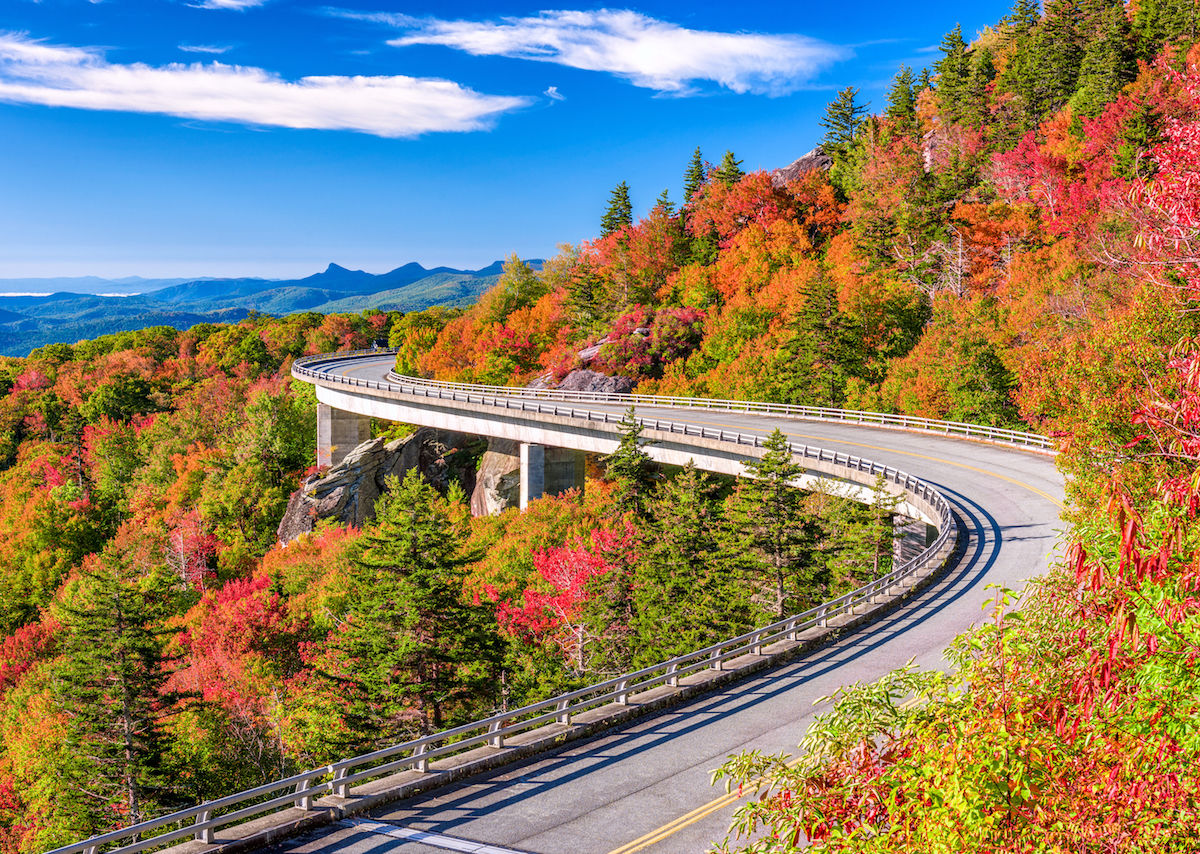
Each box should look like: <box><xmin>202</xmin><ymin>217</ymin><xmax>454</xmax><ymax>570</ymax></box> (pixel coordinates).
<box><xmin>682</xmin><ymin>146</ymin><xmax>707</xmax><ymax>206</ymax></box>
<box><xmin>324</xmin><ymin>471</ymin><xmax>501</xmax><ymax>745</ymax></box>
<box><xmin>53</xmin><ymin>535</ymin><xmax>178</xmax><ymax>833</ymax></box>
<box><xmin>934</xmin><ymin>24</ymin><xmax>971</xmax><ymax>124</ymax></box>
<box><xmin>917</xmin><ymin>67</ymin><xmax>933</xmax><ymax>92</ymax></box>
<box><xmin>722</xmin><ymin>429</ymin><xmax>818</xmax><ymax>618</ymax></box>
<box><xmin>886</xmin><ymin>65</ymin><xmax>917</xmax><ymax>129</ymax></box>
<box><xmin>713</xmin><ymin>150</ymin><xmax>745</xmax><ymax>186</ymax></box>
<box><xmin>653</xmin><ymin>188</ymin><xmax>675</xmax><ymax>216</ymax></box>
<box><xmin>631</xmin><ymin>463</ymin><xmax>757</xmax><ymax>664</ymax></box>
<box><xmin>600</xmin><ymin>181</ymin><xmax>634</xmax><ymax>237</ymax></box>
<box><xmin>602</xmin><ymin>408</ymin><xmax>659</xmax><ymax>518</ymax></box>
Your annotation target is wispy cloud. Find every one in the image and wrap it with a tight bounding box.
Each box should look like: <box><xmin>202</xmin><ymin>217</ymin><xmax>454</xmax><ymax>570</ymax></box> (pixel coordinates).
<box><xmin>0</xmin><ymin>33</ymin><xmax>531</xmax><ymax>137</ymax></box>
<box><xmin>192</xmin><ymin>0</ymin><xmax>269</xmax><ymax>10</ymax></box>
<box><xmin>544</xmin><ymin>85</ymin><xmax>564</xmax><ymax>101</ymax></box>
<box><xmin>178</xmin><ymin>44</ymin><xmax>232</xmax><ymax>54</ymax></box>
<box><xmin>349</xmin><ymin>9</ymin><xmax>847</xmax><ymax>96</ymax></box>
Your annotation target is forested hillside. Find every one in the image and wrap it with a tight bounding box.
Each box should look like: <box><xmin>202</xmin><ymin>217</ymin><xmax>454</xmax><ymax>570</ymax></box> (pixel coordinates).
<box><xmin>3</xmin><ymin>0</ymin><xmax>1200</xmax><ymax>850</ymax></box>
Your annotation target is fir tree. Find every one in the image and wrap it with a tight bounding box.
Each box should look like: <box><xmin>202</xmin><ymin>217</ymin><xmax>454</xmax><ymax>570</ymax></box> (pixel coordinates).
<box><xmin>821</xmin><ymin>87</ymin><xmax>868</xmax><ymax>158</ymax></box>
<box><xmin>713</xmin><ymin>150</ymin><xmax>745</xmax><ymax>186</ymax></box>
<box><xmin>1073</xmin><ymin>1</ymin><xmax>1135</xmax><ymax>115</ymax></box>
<box><xmin>631</xmin><ymin>463</ymin><xmax>757</xmax><ymax>664</ymax></box>
<box><xmin>722</xmin><ymin>429</ymin><xmax>818</xmax><ymax>618</ymax></box>
<box><xmin>817</xmin><ymin>473</ymin><xmax>901</xmax><ymax>596</ymax></box>
<box><xmin>1029</xmin><ymin>0</ymin><xmax>1085</xmax><ymax>116</ymax></box>
<box><xmin>682</xmin><ymin>146</ymin><xmax>707</xmax><ymax>206</ymax></box>
<box><xmin>600</xmin><ymin>181</ymin><xmax>634</xmax><ymax>237</ymax></box>
<box><xmin>886</xmin><ymin>65</ymin><xmax>917</xmax><ymax>129</ymax></box>
<box><xmin>324</xmin><ymin>471</ymin><xmax>500</xmax><ymax>745</ymax></box>
<box><xmin>602</xmin><ymin>408</ymin><xmax>659</xmax><ymax>518</ymax></box>
<box><xmin>1006</xmin><ymin>0</ymin><xmax>1042</xmax><ymax>35</ymax></box>
<box><xmin>917</xmin><ymin>67</ymin><xmax>933</xmax><ymax>92</ymax></box>
<box><xmin>653</xmin><ymin>188</ymin><xmax>675</xmax><ymax>216</ymax></box>
<box><xmin>53</xmin><ymin>536</ymin><xmax>178</xmax><ymax>833</ymax></box>
<box><xmin>934</xmin><ymin>24</ymin><xmax>971</xmax><ymax>124</ymax></box>
<box><xmin>961</xmin><ymin>46</ymin><xmax>997</xmax><ymax>127</ymax></box>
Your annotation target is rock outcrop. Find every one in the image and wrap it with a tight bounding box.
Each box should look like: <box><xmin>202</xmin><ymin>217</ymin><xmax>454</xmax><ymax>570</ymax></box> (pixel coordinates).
<box><xmin>277</xmin><ymin>427</ymin><xmax>470</xmax><ymax>544</ymax></box>
<box><xmin>470</xmin><ymin>438</ymin><xmax>521</xmax><ymax>517</ymax></box>
<box><xmin>772</xmin><ymin>146</ymin><xmax>834</xmax><ymax>187</ymax></box>
<box><xmin>527</xmin><ymin>368</ymin><xmax>635</xmax><ymax>395</ymax></box>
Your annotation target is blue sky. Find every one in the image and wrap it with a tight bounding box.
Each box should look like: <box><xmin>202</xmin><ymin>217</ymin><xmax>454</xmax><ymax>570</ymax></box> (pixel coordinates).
<box><xmin>1</xmin><ymin>0</ymin><xmax>1014</xmax><ymax>279</ymax></box>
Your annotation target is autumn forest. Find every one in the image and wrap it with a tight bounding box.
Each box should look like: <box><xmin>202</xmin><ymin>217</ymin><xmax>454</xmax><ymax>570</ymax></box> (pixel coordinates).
<box><xmin>5</xmin><ymin>0</ymin><xmax>1200</xmax><ymax>850</ymax></box>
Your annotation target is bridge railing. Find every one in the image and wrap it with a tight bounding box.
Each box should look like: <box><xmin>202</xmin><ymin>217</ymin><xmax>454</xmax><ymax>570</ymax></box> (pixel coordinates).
<box><xmin>51</xmin><ymin>354</ymin><xmax>959</xmax><ymax>854</ymax></box>
<box><xmin>291</xmin><ymin>349</ymin><xmax>1054</xmax><ymax>452</ymax></box>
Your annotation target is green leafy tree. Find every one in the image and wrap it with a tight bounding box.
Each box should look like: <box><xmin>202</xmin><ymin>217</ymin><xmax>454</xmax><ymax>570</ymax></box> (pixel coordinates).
<box><xmin>321</xmin><ymin>471</ymin><xmax>501</xmax><ymax>747</ymax></box>
<box><xmin>601</xmin><ymin>181</ymin><xmax>634</xmax><ymax>237</ymax></box>
<box><xmin>722</xmin><ymin>429</ymin><xmax>818</xmax><ymax>618</ymax></box>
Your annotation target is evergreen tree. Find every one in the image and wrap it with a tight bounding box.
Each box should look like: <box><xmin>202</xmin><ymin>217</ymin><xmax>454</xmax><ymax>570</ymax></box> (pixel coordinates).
<box><xmin>602</xmin><ymin>408</ymin><xmax>659</xmax><ymax>518</ymax></box>
<box><xmin>821</xmin><ymin>87</ymin><xmax>868</xmax><ymax>158</ymax></box>
<box><xmin>722</xmin><ymin>429</ymin><xmax>818</xmax><ymax>618</ymax></box>
<box><xmin>600</xmin><ymin>181</ymin><xmax>634</xmax><ymax>237</ymax></box>
<box><xmin>817</xmin><ymin>473</ymin><xmax>901</xmax><ymax>596</ymax></box>
<box><xmin>713</xmin><ymin>150</ymin><xmax>745</xmax><ymax>186</ymax></box>
<box><xmin>324</xmin><ymin>471</ymin><xmax>500</xmax><ymax>745</ymax></box>
<box><xmin>682</xmin><ymin>146</ymin><xmax>707</xmax><ymax>205</ymax></box>
<box><xmin>961</xmin><ymin>46</ymin><xmax>997</xmax><ymax>127</ymax></box>
<box><xmin>934</xmin><ymin>24</ymin><xmax>971</xmax><ymax>124</ymax></box>
<box><xmin>53</xmin><ymin>536</ymin><xmax>178</xmax><ymax>833</ymax></box>
<box><xmin>631</xmin><ymin>463</ymin><xmax>757</xmax><ymax>664</ymax></box>
<box><xmin>1029</xmin><ymin>0</ymin><xmax>1085</xmax><ymax>117</ymax></box>
<box><xmin>1132</xmin><ymin>0</ymin><xmax>1200</xmax><ymax>60</ymax></box>
<box><xmin>917</xmin><ymin>67</ymin><xmax>933</xmax><ymax>92</ymax></box>
<box><xmin>654</xmin><ymin>188</ymin><xmax>675</xmax><ymax>216</ymax></box>
<box><xmin>1073</xmin><ymin>1</ymin><xmax>1135</xmax><ymax>115</ymax></box>
<box><xmin>886</xmin><ymin>65</ymin><xmax>917</xmax><ymax>129</ymax></box>
<box><xmin>1006</xmin><ymin>0</ymin><xmax>1042</xmax><ymax>35</ymax></box>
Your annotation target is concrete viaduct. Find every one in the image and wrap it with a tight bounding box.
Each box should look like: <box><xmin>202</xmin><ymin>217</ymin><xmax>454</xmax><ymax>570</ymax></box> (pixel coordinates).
<box><xmin>51</xmin><ymin>350</ymin><xmax>1064</xmax><ymax>854</ymax></box>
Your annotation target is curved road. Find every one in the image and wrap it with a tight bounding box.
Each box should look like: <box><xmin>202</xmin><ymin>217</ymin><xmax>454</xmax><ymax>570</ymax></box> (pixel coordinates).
<box><xmin>277</xmin><ymin>355</ymin><xmax>1065</xmax><ymax>854</ymax></box>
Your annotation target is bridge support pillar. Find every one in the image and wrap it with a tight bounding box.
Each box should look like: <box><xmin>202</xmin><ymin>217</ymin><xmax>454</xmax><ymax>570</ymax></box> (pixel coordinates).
<box><xmin>893</xmin><ymin>515</ymin><xmax>937</xmax><ymax>565</ymax></box>
<box><xmin>520</xmin><ymin>444</ymin><xmax>586</xmax><ymax>510</ymax></box>
<box><xmin>316</xmin><ymin>404</ymin><xmax>371</xmax><ymax>469</ymax></box>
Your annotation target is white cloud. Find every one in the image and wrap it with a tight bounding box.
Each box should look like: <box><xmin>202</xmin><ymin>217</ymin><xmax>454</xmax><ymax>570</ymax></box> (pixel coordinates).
<box><xmin>178</xmin><ymin>44</ymin><xmax>232</xmax><ymax>54</ymax></box>
<box><xmin>544</xmin><ymin>84</ymin><xmax>564</xmax><ymax>100</ymax></box>
<box><xmin>192</xmin><ymin>0</ymin><xmax>269</xmax><ymax>10</ymax></box>
<box><xmin>0</xmin><ymin>33</ymin><xmax>531</xmax><ymax>137</ymax></box>
<box><xmin>382</xmin><ymin>9</ymin><xmax>847</xmax><ymax>96</ymax></box>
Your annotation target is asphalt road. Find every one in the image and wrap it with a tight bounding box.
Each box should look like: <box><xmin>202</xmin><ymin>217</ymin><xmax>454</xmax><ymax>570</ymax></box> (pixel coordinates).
<box><xmin>278</xmin><ymin>355</ymin><xmax>1065</xmax><ymax>854</ymax></box>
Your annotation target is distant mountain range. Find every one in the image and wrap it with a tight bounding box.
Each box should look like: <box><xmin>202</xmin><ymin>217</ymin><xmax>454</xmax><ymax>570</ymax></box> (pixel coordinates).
<box><xmin>0</xmin><ymin>260</ymin><xmax>536</xmax><ymax>357</ymax></box>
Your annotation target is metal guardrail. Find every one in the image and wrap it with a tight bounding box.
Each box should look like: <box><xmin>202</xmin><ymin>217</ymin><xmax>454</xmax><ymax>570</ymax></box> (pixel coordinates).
<box><xmin>293</xmin><ymin>349</ymin><xmax>1055</xmax><ymax>452</ymax></box>
<box><xmin>53</xmin><ymin>349</ymin><xmax>959</xmax><ymax>854</ymax></box>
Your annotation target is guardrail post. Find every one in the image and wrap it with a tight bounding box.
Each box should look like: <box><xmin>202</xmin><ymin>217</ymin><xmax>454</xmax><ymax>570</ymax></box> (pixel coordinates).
<box><xmin>666</xmin><ymin>662</ymin><xmax>679</xmax><ymax>688</ymax></box>
<box><xmin>488</xmin><ymin>720</ymin><xmax>505</xmax><ymax>748</ymax></box>
<box><xmin>195</xmin><ymin>810</ymin><xmax>214</xmax><ymax>843</ymax></box>
<box><xmin>817</xmin><ymin>607</ymin><xmax>828</xmax><ymax>629</ymax></box>
<box><xmin>616</xmin><ymin>679</ymin><xmax>629</xmax><ymax>705</ymax></box>
<box><xmin>414</xmin><ymin>742</ymin><xmax>430</xmax><ymax>773</ymax></box>
<box><xmin>750</xmin><ymin>632</ymin><xmax>763</xmax><ymax>655</ymax></box>
<box><xmin>332</xmin><ymin>765</ymin><xmax>349</xmax><ymax>798</ymax></box>
<box><xmin>557</xmin><ymin>699</ymin><xmax>571</xmax><ymax>725</ymax></box>
<box><xmin>294</xmin><ymin>778</ymin><xmax>313</xmax><ymax>810</ymax></box>
<box><xmin>709</xmin><ymin>649</ymin><xmax>722</xmax><ymax>671</ymax></box>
